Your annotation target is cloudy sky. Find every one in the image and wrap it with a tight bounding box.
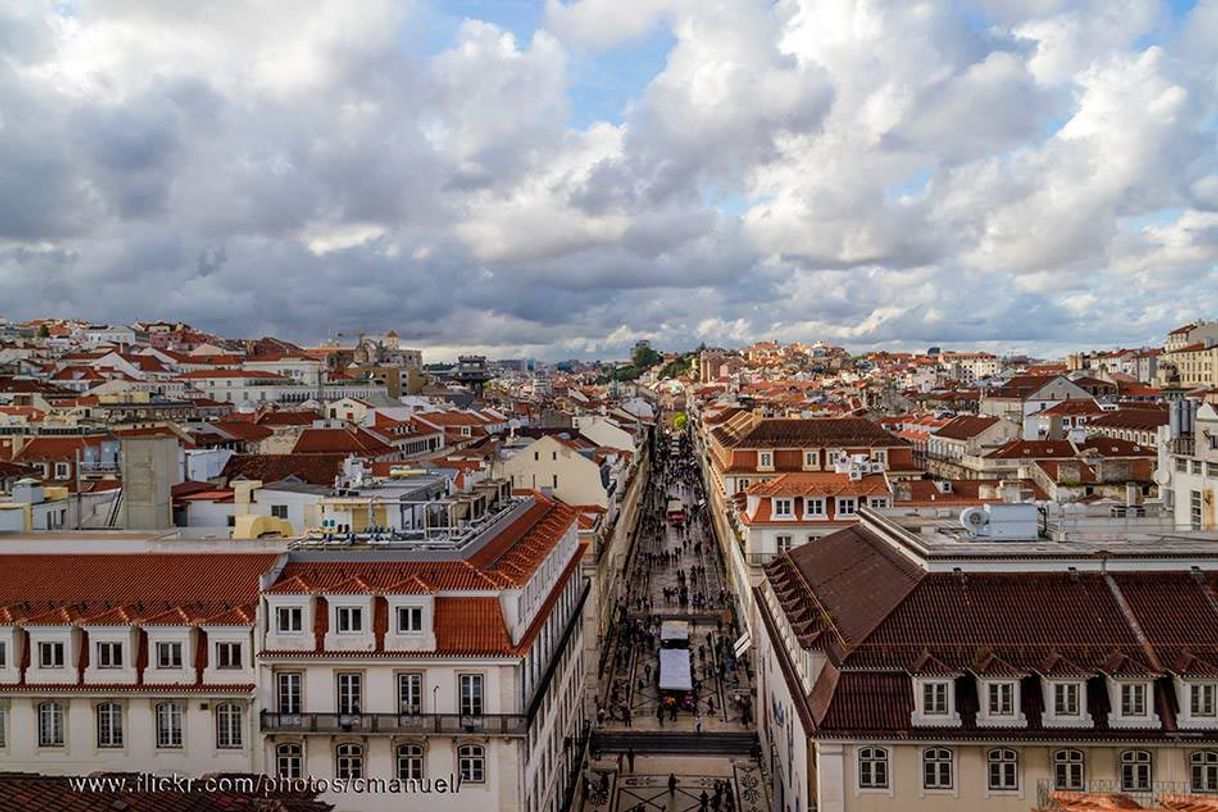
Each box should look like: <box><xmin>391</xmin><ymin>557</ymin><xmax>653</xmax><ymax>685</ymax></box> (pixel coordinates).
<box><xmin>1</xmin><ymin>0</ymin><xmax>1216</xmax><ymax>360</ymax></box>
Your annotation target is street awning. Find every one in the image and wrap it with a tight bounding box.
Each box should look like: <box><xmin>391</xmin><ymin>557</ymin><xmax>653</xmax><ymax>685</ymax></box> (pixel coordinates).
<box><xmin>661</xmin><ymin>620</ymin><xmax>691</xmax><ymax>644</ymax></box>
<box><xmin>659</xmin><ymin>648</ymin><xmax>693</xmax><ymax>691</ymax></box>
<box><xmin>733</xmin><ymin>632</ymin><xmax>751</xmax><ymax>659</ymax></box>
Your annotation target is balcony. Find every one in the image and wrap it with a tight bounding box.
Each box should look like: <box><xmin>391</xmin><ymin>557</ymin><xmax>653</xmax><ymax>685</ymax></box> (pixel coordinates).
<box><xmin>1171</xmin><ymin>434</ymin><xmax>1197</xmax><ymax>457</ymax></box>
<box><xmin>260</xmin><ymin>710</ymin><xmax>528</xmax><ymax>737</ymax></box>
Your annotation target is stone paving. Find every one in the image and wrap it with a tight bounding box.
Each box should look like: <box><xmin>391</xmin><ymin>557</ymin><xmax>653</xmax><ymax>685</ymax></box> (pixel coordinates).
<box><xmin>597</xmin><ymin>449</ymin><xmax>755</xmax><ymax>733</ymax></box>
<box><xmin>582</xmin><ymin>756</ymin><xmax>766</xmax><ymax>812</ymax></box>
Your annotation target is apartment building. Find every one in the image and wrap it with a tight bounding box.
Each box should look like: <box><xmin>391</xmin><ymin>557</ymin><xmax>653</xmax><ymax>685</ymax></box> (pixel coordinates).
<box><xmin>755</xmin><ymin>505</ymin><xmax>1218</xmax><ymax>812</ymax></box>
<box><xmin>0</xmin><ymin>552</ymin><xmax>277</xmax><ymax>775</ymax></box>
<box><xmin>0</xmin><ymin>485</ymin><xmax>590</xmax><ymax>812</ymax></box>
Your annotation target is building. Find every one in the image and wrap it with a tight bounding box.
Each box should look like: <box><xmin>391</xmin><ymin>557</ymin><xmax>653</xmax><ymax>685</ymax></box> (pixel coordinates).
<box><xmin>755</xmin><ymin>505</ymin><xmax>1218</xmax><ymax>812</ymax></box>
<box><xmin>1165</xmin><ymin>402</ymin><xmax>1218</xmax><ymax>532</ymax></box>
<box><xmin>925</xmin><ymin>416</ymin><xmax>1020</xmax><ymax>479</ymax></box>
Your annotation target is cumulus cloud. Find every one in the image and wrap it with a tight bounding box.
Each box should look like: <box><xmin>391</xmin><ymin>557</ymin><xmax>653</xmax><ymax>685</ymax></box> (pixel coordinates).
<box><xmin>0</xmin><ymin>0</ymin><xmax>1215</xmax><ymax>360</ymax></box>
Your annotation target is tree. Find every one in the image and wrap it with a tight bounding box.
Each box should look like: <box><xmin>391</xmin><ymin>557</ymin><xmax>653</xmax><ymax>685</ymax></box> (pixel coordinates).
<box><xmin>672</xmin><ymin>412</ymin><xmax>688</xmax><ymax>431</ymax></box>
<box><xmin>37</xmin><ymin>324</ymin><xmax>50</xmax><ymax>338</ymax></box>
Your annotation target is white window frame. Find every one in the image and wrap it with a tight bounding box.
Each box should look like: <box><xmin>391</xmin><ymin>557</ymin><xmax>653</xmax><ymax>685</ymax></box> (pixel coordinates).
<box><xmin>216</xmin><ymin>642</ymin><xmax>243</xmax><ymax>670</ymax></box>
<box><xmin>1053</xmin><ymin>749</ymin><xmax>1085</xmax><ymax>791</ymax></box>
<box><xmin>156</xmin><ymin>702</ymin><xmax>183</xmax><ymax>749</ymax></box>
<box><xmin>38</xmin><ymin>701</ymin><xmax>65</xmax><ymax>747</ymax></box>
<box><xmin>923</xmin><ymin>681</ymin><xmax>949</xmax><ymax>716</ymax></box>
<box><xmin>1191</xmin><ymin>750</ymin><xmax>1218</xmax><ymax>793</ymax></box>
<box><xmin>96</xmin><ymin>702</ymin><xmax>124</xmax><ymax>749</ymax></box>
<box><xmin>38</xmin><ymin>641</ymin><xmax>65</xmax><ymax>670</ymax></box>
<box><xmin>96</xmin><ymin>641</ymin><xmax>124</xmax><ymax>669</ymax></box>
<box><xmin>773</xmin><ymin>498</ymin><xmax>794</xmax><ymax>519</ymax></box>
<box><xmin>277</xmin><ymin>742</ymin><xmax>304</xmax><ymax>779</ymax></box>
<box><xmin>155</xmin><ymin>641</ymin><xmax>183</xmax><ymax>670</ymax></box>
<box><xmin>337</xmin><ymin>672</ymin><xmax>363</xmax><ymax>715</ymax></box>
<box><xmin>397</xmin><ymin>742</ymin><xmax>425</xmax><ymax>781</ymax></box>
<box><xmin>276</xmin><ymin>606</ymin><xmax>303</xmax><ymax>634</ymax></box>
<box><xmin>336</xmin><ymin>743</ymin><xmax>364</xmax><ymax>779</ymax></box>
<box><xmin>858</xmin><ymin>746</ymin><xmax>889</xmax><ymax>790</ymax></box>
<box><xmin>398</xmin><ymin>672</ymin><xmax>423</xmax><ymax>715</ymax></box>
<box><xmin>804</xmin><ymin>497</ymin><xmax>826</xmax><ymax>518</ymax></box>
<box><xmin>922</xmin><ymin>747</ymin><xmax>953</xmax><ymax>790</ymax></box>
<box><xmin>836</xmin><ymin>496</ymin><xmax>858</xmax><ymax>517</ymax></box>
<box><xmin>458</xmin><ymin>743</ymin><xmax>486</xmax><ymax>783</ymax></box>
<box><xmin>215</xmin><ymin>703</ymin><xmax>243</xmax><ymax>749</ymax></box>
<box><xmin>986</xmin><ymin>748</ymin><xmax>1019</xmax><ymax>792</ymax></box>
<box><xmin>396</xmin><ymin>606</ymin><xmax>424</xmax><ymax>634</ymax></box>
<box><xmin>1120</xmin><ymin>749</ymin><xmax>1152</xmax><ymax>792</ymax></box>
<box><xmin>459</xmin><ymin>673</ymin><xmax>484</xmax><ymax>716</ymax></box>
<box><xmin>1193</xmin><ymin>683</ymin><xmax>1218</xmax><ymax>719</ymax></box>
<box><xmin>277</xmin><ymin>672</ymin><xmax>303</xmax><ymax>715</ymax></box>
<box><xmin>336</xmin><ymin>606</ymin><xmax>363</xmax><ymax>634</ymax></box>
<box><xmin>758</xmin><ymin>451</ymin><xmax>773</xmax><ymax>469</ymax></box>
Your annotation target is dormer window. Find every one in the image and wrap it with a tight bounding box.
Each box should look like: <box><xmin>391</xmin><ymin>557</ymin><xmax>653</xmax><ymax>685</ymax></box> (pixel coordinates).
<box><xmin>397</xmin><ymin>606</ymin><xmax>424</xmax><ymax>634</ymax></box>
<box><xmin>805</xmin><ymin>498</ymin><xmax>825</xmax><ymax>517</ymax></box>
<box><xmin>759</xmin><ymin>452</ymin><xmax>773</xmax><ymax>469</ymax></box>
<box><xmin>803</xmin><ymin>451</ymin><xmax>818</xmax><ymax>469</ymax></box>
<box><xmin>336</xmin><ymin>606</ymin><xmax>363</xmax><ymax>634</ymax></box>
<box><xmin>836</xmin><ymin>497</ymin><xmax>857</xmax><ymax>517</ymax></box>
<box><xmin>156</xmin><ymin>642</ymin><xmax>183</xmax><ymax>669</ymax></box>
<box><xmin>773</xmin><ymin>498</ymin><xmax>793</xmax><ymax>518</ymax></box>
<box><xmin>1121</xmin><ymin>683</ymin><xmax>1147</xmax><ymax>717</ymax></box>
<box><xmin>216</xmin><ymin>642</ymin><xmax>243</xmax><ymax>670</ymax></box>
<box><xmin>96</xmin><ymin>641</ymin><xmax>124</xmax><ymax>669</ymax></box>
<box><xmin>923</xmin><ymin>682</ymin><xmax>949</xmax><ymax>716</ymax></box>
<box><xmin>1054</xmin><ymin>682</ymin><xmax>1081</xmax><ymax>717</ymax></box>
<box><xmin>276</xmin><ymin>607</ymin><xmax>303</xmax><ymax>633</ymax></box>
<box><xmin>1193</xmin><ymin>684</ymin><xmax>1218</xmax><ymax>718</ymax></box>
<box><xmin>872</xmin><ymin>450</ymin><xmax>888</xmax><ymax>465</ymax></box>
<box><xmin>988</xmin><ymin>682</ymin><xmax>1014</xmax><ymax>716</ymax></box>
<box><xmin>39</xmin><ymin>642</ymin><xmax>65</xmax><ymax>669</ymax></box>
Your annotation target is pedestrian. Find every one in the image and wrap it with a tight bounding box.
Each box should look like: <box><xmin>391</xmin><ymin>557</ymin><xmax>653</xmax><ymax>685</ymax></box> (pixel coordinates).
<box><xmin>627</xmin><ymin>748</ymin><xmax>636</xmax><ymax>773</ymax></box>
<box><xmin>695</xmin><ymin>714</ymin><xmax>703</xmax><ymax>734</ymax></box>
<box><xmin>699</xmin><ymin>790</ymin><xmax>710</xmax><ymax>811</ymax></box>
<box><xmin>668</xmin><ymin>774</ymin><xmax>678</xmax><ymax>794</ymax></box>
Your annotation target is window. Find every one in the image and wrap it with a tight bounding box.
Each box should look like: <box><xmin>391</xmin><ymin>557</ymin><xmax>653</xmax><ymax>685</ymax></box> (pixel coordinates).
<box><xmin>804</xmin><ymin>451</ymin><xmax>818</xmax><ymax>469</ymax></box>
<box><xmin>988</xmin><ymin>682</ymin><xmax>1015</xmax><ymax>717</ymax></box>
<box><xmin>277</xmin><ymin>742</ymin><xmax>303</xmax><ymax>779</ymax></box>
<box><xmin>271</xmin><ymin>505</ymin><xmax>288</xmax><ymax>519</ymax></box>
<box><xmin>397</xmin><ymin>606</ymin><xmax>424</xmax><ymax>633</ymax></box>
<box><xmin>1054</xmin><ymin>749</ymin><xmax>1085</xmax><ymax>791</ymax></box>
<box><xmin>276</xmin><ymin>607</ymin><xmax>303</xmax><ymax>633</ymax></box>
<box><xmin>156</xmin><ymin>642</ymin><xmax>183</xmax><ymax>669</ymax></box>
<box><xmin>399</xmin><ymin>673</ymin><xmax>423</xmax><ymax>714</ymax></box>
<box><xmin>773</xmin><ymin>498</ymin><xmax>793</xmax><ymax>518</ymax></box>
<box><xmin>55</xmin><ymin>462</ymin><xmax>70</xmax><ymax>479</ymax></box>
<box><xmin>869</xmin><ymin>497</ymin><xmax>889</xmax><ymax>508</ymax></box>
<box><xmin>1193</xmin><ymin>491</ymin><xmax>1204</xmax><ymax>531</ymax></box>
<box><xmin>837</xmin><ymin>497</ymin><xmax>857</xmax><ymax>516</ymax></box>
<box><xmin>277</xmin><ymin>672</ymin><xmax>302</xmax><ymax>715</ymax></box>
<box><xmin>336</xmin><ymin>743</ymin><xmax>364</xmax><ymax>779</ymax></box>
<box><xmin>459</xmin><ymin>674</ymin><xmax>484</xmax><ymax>716</ymax></box>
<box><xmin>216</xmin><ymin>642</ymin><xmax>242</xmax><ymax>670</ymax></box>
<box><xmin>1194</xmin><ymin>684</ymin><xmax>1218</xmax><ymax>718</ymax></box>
<box><xmin>336</xmin><ymin>606</ymin><xmax>363</xmax><ymax>634</ymax></box>
<box><xmin>397</xmin><ymin>742</ymin><xmax>425</xmax><ymax>780</ymax></box>
<box><xmin>215</xmin><ymin>703</ymin><xmax>243</xmax><ymax>749</ymax></box>
<box><xmin>0</xmin><ymin>640</ymin><xmax>6</xmax><ymax>668</ymax></box>
<box><xmin>872</xmin><ymin>449</ymin><xmax>888</xmax><ymax>465</ymax></box>
<box><xmin>922</xmin><ymin>747</ymin><xmax>953</xmax><ymax>789</ymax></box>
<box><xmin>458</xmin><ymin>744</ymin><xmax>486</xmax><ymax>783</ymax></box>
<box><xmin>39</xmin><ymin>641</ymin><xmax>65</xmax><ymax>669</ymax></box>
<box><xmin>806</xmin><ymin>497</ymin><xmax>825</xmax><ymax>516</ymax></box>
<box><xmin>987</xmin><ymin>748</ymin><xmax>1019</xmax><ymax>791</ymax></box>
<box><xmin>858</xmin><ymin>747</ymin><xmax>889</xmax><ymax>789</ymax></box>
<box><xmin>1121</xmin><ymin>683</ymin><xmax>1148</xmax><ymax>717</ymax></box>
<box><xmin>1120</xmin><ymin>750</ymin><xmax>1152</xmax><ymax>792</ymax></box>
<box><xmin>776</xmin><ymin>535</ymin><xmax>792</xmax><ymax>553</ymax></box>
<box><xmin>1054</xmin><ymin>683</ymin><xmax>1081</xmax><ymax>717</ymax></box>
<box><xmin>338</xmin><ymin>673</ymin><xmax>363</xmax><ymax>715</ymax></box>
<box><xmin>1192</xmin><ymin>751</ymin><xmax>1218</xmax><ymax>793</ymax></box>
<box><xmin>96</xmin><ymin>641</ymin><xmax>123</xmax><ymax>669</ymax></box>
<box><xmin>38</xmin><ymin>702</ymin><xmax>64</xmax><ymax>747</ymax></box>
<box><xmin>923</xmin><ymin>682</ymin><xmax>949</xmax><ymax>716</ymax></box>
<box><xmin>96</xmin><ymin>702</ymin><xmax>123</xmax><ymax>748</ymax></box>
<box><xmin>156</xmin><ymin>702</ymin><xmax>183</xmax><ymax>749</ymax></box>
<box><xmin>759</xmin><ymin>452</ymin><xmax>773</xmax><ymax>468</ymax></box>
<box><xmin>0</xmin><ymin>705</ymin><xmax>6</xmax><ymax>748</ymax></box>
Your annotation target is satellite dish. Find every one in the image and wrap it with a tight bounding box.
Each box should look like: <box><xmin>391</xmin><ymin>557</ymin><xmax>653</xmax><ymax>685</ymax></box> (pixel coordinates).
<box><xmin>1153</xmin><ymin>467</ymin><xmax>1171</xmax><ymax>486</ymax></box>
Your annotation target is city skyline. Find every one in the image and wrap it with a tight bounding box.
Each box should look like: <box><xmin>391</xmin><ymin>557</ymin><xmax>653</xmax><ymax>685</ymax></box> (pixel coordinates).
<box><xmin>1</xmin><ymin>0</ymin><xmax>1216</xmax><ymax>360</ymax></box>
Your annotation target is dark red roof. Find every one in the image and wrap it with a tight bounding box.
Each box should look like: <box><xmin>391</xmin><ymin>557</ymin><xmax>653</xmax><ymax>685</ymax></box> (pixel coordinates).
<box><xmin>0</xmin><ymin>774</ymin><xmax>332</xmax><ymax>812</ymax></box>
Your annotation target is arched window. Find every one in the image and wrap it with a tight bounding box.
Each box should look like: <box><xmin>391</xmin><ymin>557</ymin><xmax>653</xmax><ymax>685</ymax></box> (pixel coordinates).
<box><xmin>277</xmin><ymin>742</ymin><xmax>303</xmax><ymax>779</ymax></box>
<box><xmin>987</xmin><ymin>748</ymin><xmax>1019</xmax><ymax>791</ymax></box>
<box><xmin>336</xmin><ymin>743</ymin><xmax>364</xmax><ymax>779</ymax></box>
<box><xmin>38</xmin><ymin>702</ymin><xmax>64</xmax><ymax>748</ymax></box>
<box><xmin>858</xmin><ymin>747</ymin><xmax>889</xmax><ymax>789</ymax></box>
<box><xmin>922</xmin><ymin>747</ymin><xmax>953</xmax><ymax>790</ymax></box>
<box><xmin>1121</xmin><ymin>750</ymin><xmax>1152</xmax><ymax>792</ymax></box>
<box><xmin>397</xmin><ymin>742</ymin><xmax>425</xmax><ymax>781</ymax></box>
<box><xmin>1191</xmin><ymin>751</ymin><xmax>1218</xmax><ymax>793</ymax></box>
<box><xmin>155</xmin><ymin>702</ymin><xmax>183</xmax><ymax>749</ymax></box>
<box><xmin>95</xmin><ymin>702</ymin><xmax>123</xmax><ymax>748</ymax></box>
<box><xmin>458</xmin><ymin>743</ymin><xmax>485</xmax><ymax>784</ymax></box>
<box><xmin>215</xmin><ymin>703</ymin><xmax>243</xmax><ymax>749</ymax></box>
<box><xmin>1053</xmin><ymin>749</ymin><xmax>1085</xmax><ymax>791</ymax></box>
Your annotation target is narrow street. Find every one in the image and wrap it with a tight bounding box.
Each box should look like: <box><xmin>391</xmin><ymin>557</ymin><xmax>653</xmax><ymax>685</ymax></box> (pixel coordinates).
<box><xmin>581</xmin><ymin>425</ymin><xmax>767</xmax><ymax>812</ymax></box>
